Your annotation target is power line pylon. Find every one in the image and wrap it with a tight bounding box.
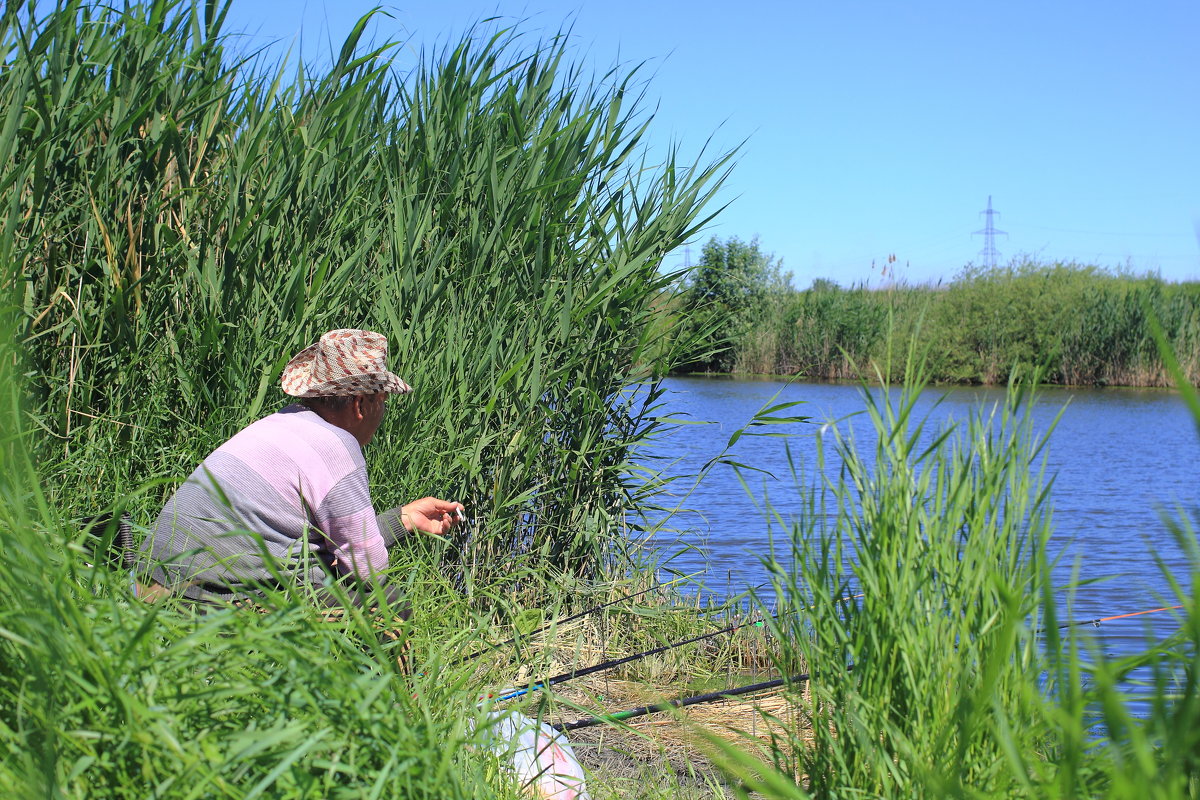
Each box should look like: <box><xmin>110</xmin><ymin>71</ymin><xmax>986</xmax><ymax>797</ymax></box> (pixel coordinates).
<box><xmin>973</xmin><ymin>195</ymin><xmax>1007</xmax><ymax>268</ymax></box>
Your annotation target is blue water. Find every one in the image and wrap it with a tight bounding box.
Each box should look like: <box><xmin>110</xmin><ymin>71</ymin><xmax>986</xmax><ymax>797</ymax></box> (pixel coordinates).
<box><xmin>643</xmin><ymin>377</ymin><xmax>1198</xmax><ymax>661</ymax></box>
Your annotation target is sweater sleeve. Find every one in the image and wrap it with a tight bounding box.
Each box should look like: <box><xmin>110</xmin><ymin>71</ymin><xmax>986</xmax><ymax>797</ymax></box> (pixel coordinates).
<box><xmin>314</xmin><ymin>470</ymin><xmax>389</xmax><ymax>582</ymax></box>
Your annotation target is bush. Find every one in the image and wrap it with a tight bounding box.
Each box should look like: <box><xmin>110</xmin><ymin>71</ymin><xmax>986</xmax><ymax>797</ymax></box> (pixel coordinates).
<box><xmin>675</xmin><ymin>235</ymin><xmax>787</xmax><ymax>373</ymax></box>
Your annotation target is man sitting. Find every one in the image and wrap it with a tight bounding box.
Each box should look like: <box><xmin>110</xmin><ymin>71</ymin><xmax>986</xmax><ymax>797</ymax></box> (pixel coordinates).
<box><xmin>140</xmin><ymin>329</ymin><xmax>464</xmax><ymax>611</ymax></box>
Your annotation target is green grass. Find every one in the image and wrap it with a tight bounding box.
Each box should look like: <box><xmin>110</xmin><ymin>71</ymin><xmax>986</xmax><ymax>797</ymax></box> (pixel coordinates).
<box><xmin>4</xmin><ymin>2</ymin><xmax>1200</xmax><ymax>798</ymax></box>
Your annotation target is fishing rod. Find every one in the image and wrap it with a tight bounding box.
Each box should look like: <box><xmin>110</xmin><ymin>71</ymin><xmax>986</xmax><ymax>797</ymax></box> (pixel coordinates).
<box><xmin>486</xmin><ymin>594</ymin><xmax>864</xmax><ymax>703</ymax></box>
<box><xmin>485</xmin><ymin>599</ymin><xmax>1185</xmax><ymax>704</ymax></box>
<box><xmin>454</xmin><ymin>578</ymin><xmax>687</xmax><ymax>667</ymax></box>
<box><xmin>549</xmin><ymin>603</ymin><xmax>1193</xmax><ymax>733</ymax></box>
<box><xmin>487</xmin><ymin>615</ymin><xmax>774</xmax><ymax>703</ymax></box>
<box><xmin>552</xmin><ymin>672</ymin><xmax>813</xmax><ymax>732</ymax></box>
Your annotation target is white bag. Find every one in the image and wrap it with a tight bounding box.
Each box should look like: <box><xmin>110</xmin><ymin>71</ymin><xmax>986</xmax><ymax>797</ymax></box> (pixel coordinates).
<box><xmin>481</xmin><ymin>710</ymin><xmax>590</xmax><ymax>800</ymax></box>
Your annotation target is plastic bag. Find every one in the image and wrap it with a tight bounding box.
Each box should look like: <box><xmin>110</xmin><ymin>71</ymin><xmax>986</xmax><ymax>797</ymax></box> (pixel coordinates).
<box><xmin>480</xmin><ymin>710</ymin><xmax>590</xmax><ymax>800</ymax></box>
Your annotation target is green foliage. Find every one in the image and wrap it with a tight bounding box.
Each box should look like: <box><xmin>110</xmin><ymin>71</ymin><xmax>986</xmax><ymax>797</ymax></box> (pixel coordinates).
<box><xmin>686</xmin><ymin>236</ymin><xmax>788</xmax><ymax>311</ymax></box>
<box><xmin>1</xmin><ymin>0</ymin><xmax>729</xmax><ymax>582</ymax></box>
<box><xmin>701</xmin><ymin>350</ymin><xmax>1200</xmax><ymax>798</ymax></box>
<box><xmin>760</xmin><ymin>370</ymin><xmax>1056</xmax><ymax>796</ymax></box>
<box><xmin>784</xmin><ymin>281</ymin><xmax>901</xmax><ymax>378</ymax></box>
<box><xmin>928</xmin><ymin>262</ymin><xmax>1105</xmax><ymax>383</ymax></box>
<box><xmin>676</xmin><ymin>235</ymin><xmax>788</xmax><ymax>372</ymax></box>
<box><xmin>729</xmin><ymin>261</ymin><xmax>1200</xmax><ymax>385</ymax></box>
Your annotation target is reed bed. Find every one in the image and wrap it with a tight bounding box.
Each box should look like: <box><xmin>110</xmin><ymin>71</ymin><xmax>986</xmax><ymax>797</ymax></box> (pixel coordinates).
<box><xmin>722</xmin><ymin>262</ymin><xmax>1200</xmax><ymax>386</ymax></box>
<box><xmin>0</xmin><ymin>0</ymin><xmax>736</xmax><ymax>796</ymax></box>
<box><xmin>3</xmin><ymin>0</ymin><xmax>730</xmax><ymax>584</ymax></box>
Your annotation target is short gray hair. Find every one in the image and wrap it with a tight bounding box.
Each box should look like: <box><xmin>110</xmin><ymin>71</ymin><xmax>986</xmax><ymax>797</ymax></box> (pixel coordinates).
<box><xmin>300</xmin><ymin>395</ymin><xmax>356</xmax><ymax>412</ymax></box>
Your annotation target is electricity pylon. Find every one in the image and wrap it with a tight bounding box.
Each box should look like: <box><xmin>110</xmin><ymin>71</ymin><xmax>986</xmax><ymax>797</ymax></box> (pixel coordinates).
<box><xmin>973</xmin><ymin>196</ymin><xmax>1007</xmax><ymax>268</ymax></box>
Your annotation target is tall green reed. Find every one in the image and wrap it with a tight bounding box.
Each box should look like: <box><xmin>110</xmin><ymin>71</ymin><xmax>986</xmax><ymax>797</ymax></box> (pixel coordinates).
<box><xmin>782</xmin><ymin>279</ymin><xmax>897</xmax><ymax>379</ymax></box>
<box><xmin>1061</xmin><ymin>313</ymin><xmax>1200</xmax><ymax>798</ymax></box>
<box><xmin>0</xmin><ymin>3</ymin><xmax>739</xmax><ymax>789</ymax></box>
<box><xmin>3</xmin><ymin>0</ymin><xmax>729</xmax><ymax>587</ymax></box>
<box><xmin>768</xmin><ymin>360</ymin><xmax>1056</xmax><ymax>796</ymax></box>
<box><xmin>701</xmin><ymin>336</ymin><xmax>1200</xmax><ymax>798</ymax></box>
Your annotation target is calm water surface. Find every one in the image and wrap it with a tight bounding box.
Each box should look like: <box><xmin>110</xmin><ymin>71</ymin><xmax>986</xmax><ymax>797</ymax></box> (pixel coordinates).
<box><xmin>647</xmin><ymin>376</ymin><xmax>1198</xmax><ymax>658</ymax></box>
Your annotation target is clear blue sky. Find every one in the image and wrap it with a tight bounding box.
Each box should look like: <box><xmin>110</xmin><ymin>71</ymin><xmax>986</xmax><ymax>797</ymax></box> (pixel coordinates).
<box><xmin>222</xmin><ymin>1</ymin><xmax>1200</xmax><ymax>288</ymax></box>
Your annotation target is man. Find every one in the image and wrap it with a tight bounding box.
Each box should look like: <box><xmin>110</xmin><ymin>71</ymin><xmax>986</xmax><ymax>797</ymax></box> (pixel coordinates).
<box><xmin>141</xmin><ymin>329</ymin><xmax>464</xmax><ymax>610</ymax></box>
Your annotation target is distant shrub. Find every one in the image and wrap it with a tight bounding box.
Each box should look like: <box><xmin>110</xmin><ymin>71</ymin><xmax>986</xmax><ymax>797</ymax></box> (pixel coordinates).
<box><xmin>715</xmin><ymin>259</ymin><xmax>1200</xmax><ymax>385</ymax></box>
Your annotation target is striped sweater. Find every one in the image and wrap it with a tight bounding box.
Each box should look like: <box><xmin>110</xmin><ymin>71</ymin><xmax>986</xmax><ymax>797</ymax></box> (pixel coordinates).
<box><xmin>144</xmin><ymin>404</ymin><xmax>389</xmax><ymax>595</ymax></box>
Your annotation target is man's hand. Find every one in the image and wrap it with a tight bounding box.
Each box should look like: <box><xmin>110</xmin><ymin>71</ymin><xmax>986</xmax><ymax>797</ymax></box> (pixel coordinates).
<box><xmin>401</xmin><ymin>497</ymin><xmax>466</xmax><ymax>537</ymax></box>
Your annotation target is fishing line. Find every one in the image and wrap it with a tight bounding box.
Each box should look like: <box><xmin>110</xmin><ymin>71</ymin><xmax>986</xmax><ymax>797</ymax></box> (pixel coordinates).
<box><xmin>1057</xmin><ymin>604</ymin><xmax>1184</xmax><ymax>629</ymax></box>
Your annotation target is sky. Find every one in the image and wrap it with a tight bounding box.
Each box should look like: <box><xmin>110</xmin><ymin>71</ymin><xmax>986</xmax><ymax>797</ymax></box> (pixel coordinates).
<box><xmin>220</xmin><ymin>1</ymin><xmax>1200</xmax><ymax>288</ymax></box>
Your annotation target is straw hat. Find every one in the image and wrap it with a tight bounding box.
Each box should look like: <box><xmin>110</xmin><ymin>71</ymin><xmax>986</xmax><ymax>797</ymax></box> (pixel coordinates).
<box><xmin>280</xmin><ymin>329</ymin><xmax>413</xmax><ymax>397</ymax></box>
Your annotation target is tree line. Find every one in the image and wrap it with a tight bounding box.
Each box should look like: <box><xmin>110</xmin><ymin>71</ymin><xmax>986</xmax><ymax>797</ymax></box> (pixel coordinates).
<box><xmin>671</xmin><ymin>236</ymin><xmax>1200</xmax><ymax>387</ymax></box>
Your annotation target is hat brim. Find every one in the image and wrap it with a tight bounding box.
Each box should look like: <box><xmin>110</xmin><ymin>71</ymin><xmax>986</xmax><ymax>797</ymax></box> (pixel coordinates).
<box><xmin>281</xmin><ymin>342</ymin><xmax>413</xmax><ymax>397</ymax></box>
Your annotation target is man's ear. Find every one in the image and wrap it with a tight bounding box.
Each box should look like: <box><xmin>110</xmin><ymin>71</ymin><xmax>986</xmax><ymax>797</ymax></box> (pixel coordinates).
<box><xmin>351</xmin><ymin>395</ymin><xmax>366</xmax><ymax>421</ymax></box>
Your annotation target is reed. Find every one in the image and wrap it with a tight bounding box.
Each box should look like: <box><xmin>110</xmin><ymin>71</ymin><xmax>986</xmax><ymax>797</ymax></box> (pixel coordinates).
<box><xmin>697</xmin><ymin>348</ymin><xmax>1200</xmax><ymax>798</ymax></box>
<box><xmin>757</xmin><ymin>362</ymin><xmax>1056</xmax><ymax>795</ymax></box>
<box><xmin>3</xmin><ymin>0</ymin><xmax>730</xmax><ymax>586</ymax></box>
<box><xmin>0</xmin><ymin>2</ymin><xmax>744</xmax><ymax>794</ymax></box>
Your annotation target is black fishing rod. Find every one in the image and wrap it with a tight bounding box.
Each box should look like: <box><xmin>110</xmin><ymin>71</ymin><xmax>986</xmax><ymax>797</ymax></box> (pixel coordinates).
<box><xmin>488</xmin><ymin>594</ymin><xmax>865</xmax><ymax>702</ymax></box>
<box><xmin>455</xmin><ymin>579</ymin><xmax>685</xmax><ymax>667</ymax></box>
<box><xmin>489</xmin><ymin>614</ymin><xmax>770</xmax><ymax>703</ymax></box>
<box><xmin>487</xmin><ymin>600</ymin><xmax>1185</xmax><ymax>704</ymax></box>
<box><xmin>551</xmin><ymin>602</ymin><xmax>1192</xmax><ymax>732</ymax></box>
<box><xmin>552</xmin><ymin>672</ymin><xmax>813</xmax><ymax>732</ymax></box>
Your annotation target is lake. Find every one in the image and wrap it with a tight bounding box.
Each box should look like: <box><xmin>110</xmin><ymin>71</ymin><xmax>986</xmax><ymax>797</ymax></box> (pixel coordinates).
<box><xmin>645</xmin><ymin>376</ymin><xmax>1198</xmax><ymax>658</ymax></box>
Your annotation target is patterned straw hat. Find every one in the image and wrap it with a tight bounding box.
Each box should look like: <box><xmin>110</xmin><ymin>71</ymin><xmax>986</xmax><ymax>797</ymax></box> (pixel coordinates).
<box><xmin>280</xmin><ymin>329</ymin><xmax>413</xmax><ymax>397</ymax></box>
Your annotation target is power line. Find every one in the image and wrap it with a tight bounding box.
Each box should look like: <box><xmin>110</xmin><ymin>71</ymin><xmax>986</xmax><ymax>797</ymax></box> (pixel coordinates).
<box><xmin>1024</xmin><ymin>224</ymin><xmax>1190</xmax><ymax>238</ymax></box>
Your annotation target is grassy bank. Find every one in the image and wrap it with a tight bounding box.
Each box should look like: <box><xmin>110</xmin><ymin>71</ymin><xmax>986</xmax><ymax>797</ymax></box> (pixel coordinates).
<box><xmin>704</xmin><ymin>261</ymin><xmax>1200</xmax><ymax>386</ymax></box>
<box><xmin>0</xmin><ymin>1</ymin><xmax>747</xmax><ymax>795</ymax></box>
<box><xmin>4</xmin><ymin>2</ymin><xmax>1200</xmax><ymax>797</ymax></box>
